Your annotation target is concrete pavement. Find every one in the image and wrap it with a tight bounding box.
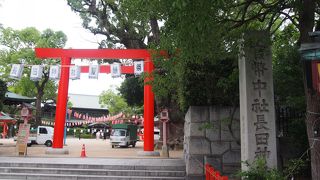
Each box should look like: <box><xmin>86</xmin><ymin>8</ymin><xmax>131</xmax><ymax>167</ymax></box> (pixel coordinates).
<box><xmin>0</xmin><ymin>137</ymin><xmax>183</xmax><ymax>158</ymax></box>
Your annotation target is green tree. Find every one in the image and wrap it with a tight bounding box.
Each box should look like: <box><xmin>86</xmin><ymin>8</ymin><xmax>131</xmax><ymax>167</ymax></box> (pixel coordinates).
<box><xmin>66</xmin><ymin>0</ymin><xmax>158</xmax><ymax>49</ymax></box>
<box><xmin>99</xmin><ymin>89</ymin><xmax>129</xmax><ymax>116</ymax></box>
<box><xmin>0</xmin><ymin>27</ymin><xmax>67</xmax><ymax>126</ymax></box>
<box><xmin>0</xmin><ymin>79</ymin><xmax>7</xmax><ymax>111</ymax></box>
<box><xmin>272</xmin><ymin>24</ymin><xmax>305</xmax><ymax>110</ymax></box>
<box><xmin>118</xmin><ymin>76</ymin><xmax>143</xmax><ymax>107</ymax></box>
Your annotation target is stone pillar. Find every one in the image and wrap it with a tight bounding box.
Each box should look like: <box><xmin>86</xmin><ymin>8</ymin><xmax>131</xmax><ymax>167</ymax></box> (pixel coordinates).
<box><xmin>239</xmin><ymin>30</ymin><xmax>278</xmax><ymax>170</ymax></box>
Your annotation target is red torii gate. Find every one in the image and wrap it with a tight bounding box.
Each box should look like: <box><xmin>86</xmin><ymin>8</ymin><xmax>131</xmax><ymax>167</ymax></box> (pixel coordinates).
<box><xmin>35</xmin><ymin>48</ymin><xmax>155</xmax><ymax>152</ymax></box>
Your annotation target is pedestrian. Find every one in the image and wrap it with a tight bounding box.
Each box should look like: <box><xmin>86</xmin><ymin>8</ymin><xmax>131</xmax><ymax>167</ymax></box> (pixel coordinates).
<box><xmin>96</xmin><ymin>131</ymin><xmax>100</xmax><ymax>140</ymax></box>
<box><xmin>103</xmin><ymin>130</ymin><xmax>107</xmax><ymax>140</ymax></box>
<box><xmin>99</xmin><ymin>130</ymin><xmax>103</xmax><ymax>139</ymax></box>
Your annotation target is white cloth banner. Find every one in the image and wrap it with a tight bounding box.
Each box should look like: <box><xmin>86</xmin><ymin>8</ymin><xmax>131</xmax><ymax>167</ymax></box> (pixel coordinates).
<box><xmin>9</xmin><ymin>64</ymin><xmax>24</xmax><ymax>79</ymax></box>
<box><xmin>134</xmin><ymin>61</ymin><xmax>144</xmax><ymax>76</ymax></box>
<box><xmin>88</xmin><ymin>64</ymin><xmax>99</xmax><ymax>79</ymax></box>
<box><xmin>30</xmin><ymin>65</ymin><xmax>43</xmax><ymax>81</ymax></box>
<box><xmin>111</xmin><ymin>63</ymin><xmax>121</xmax><ymax>78</ymax></box>
<box><xmin>69</xmin><ymin>65</ymin><xmax>81</xmax><ymax>80</ymax></box>
<box><xmin>49</xmin><ymin>65</ymin><xmax>60</xmax><ymax>80</ymax></box>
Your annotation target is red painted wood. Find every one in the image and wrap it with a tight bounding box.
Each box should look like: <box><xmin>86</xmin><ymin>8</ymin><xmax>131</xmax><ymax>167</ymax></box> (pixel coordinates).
<box><xmin>35</xmin><ymin>48</ymin><xmax>150</xmax><ymax>59</ymax></box>
<box><xmin>79</xmin><ymin>65</ymin><xmax>134</xmax><ymax>74</ymax></box>
<box><xmin>52</xmin><ymin>57</ymin><xmax>71</xmax><ymax>148</ymax></box>
<box><xmin>35</xmin><ymin>48</ymin><xmax>154</xmax><ymax>152</ymax></box>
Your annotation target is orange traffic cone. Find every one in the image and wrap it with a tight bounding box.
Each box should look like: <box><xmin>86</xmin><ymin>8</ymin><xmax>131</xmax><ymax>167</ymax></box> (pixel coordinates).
<box><xmin>80</xmin><ymin>144</ymin><xmax>86</xmax><ymax>158</ymax></box>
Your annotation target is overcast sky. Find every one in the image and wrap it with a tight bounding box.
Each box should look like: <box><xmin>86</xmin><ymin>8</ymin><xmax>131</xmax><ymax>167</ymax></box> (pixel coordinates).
<box><xmin>0</xmin><ymin>0</ymin><xmax>123</xmax><ymax>96</ymax></box>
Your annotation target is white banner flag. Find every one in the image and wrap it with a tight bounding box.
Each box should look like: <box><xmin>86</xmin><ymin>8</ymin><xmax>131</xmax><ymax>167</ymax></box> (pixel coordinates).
<box><xmin>30</xmin><ymin>65</ymin><xmax>43</xmax><ymax>81</ymax></box>
<box><xmin>88</xmin><ymin>64</ymin><xmax>99</xmax><ymax>79</ymax></box>
<box><xmin>49</xmin><ymin>65</ymin><xmax>60</xmax><ymax>80</ymax></box>
<box><xmin>70</xmin><ymin>65</ymin><xmax>81</xmax><ymax>80</ymax></box>
<box><xmin>9</xmin><ymin>64</ymin><xmax>24</xmax><ymax>79</ymax></box>
<box><xmin>111</xmin><ymin>63</ymin><xmax>121</xmax><ymax>78</ymax></box>
<box><xmin>134</xmin><ymin>61</ymin><xmax>144</xmax><ymax>76</ymax></box>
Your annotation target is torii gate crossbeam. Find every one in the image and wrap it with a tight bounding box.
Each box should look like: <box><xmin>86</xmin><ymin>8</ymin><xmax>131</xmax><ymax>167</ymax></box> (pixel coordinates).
<box><xmin>35</xmin><ymin>48</ymin><xmax>155</xmax><ymax>152</ymax></box>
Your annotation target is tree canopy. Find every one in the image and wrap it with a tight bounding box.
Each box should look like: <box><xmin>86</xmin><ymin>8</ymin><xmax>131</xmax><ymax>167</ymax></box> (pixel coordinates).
<box><xmin>99</xmin><ymin>89</ymin><xmax>142</xmax><ymax>116</ymax></box>
<box><xmin>118</xmin><ymin>76</ymin><xmax>143</xmax><ymax>107</ymax></box>
<box><xmin>0</xmin><ymin>27</ymin><xmax>67</xmax><ymax>126</ymax></box>
<box><xmin>0</xmin><ymin>79</ymin><xmax>7</xmax><ymax>112</ymax></box>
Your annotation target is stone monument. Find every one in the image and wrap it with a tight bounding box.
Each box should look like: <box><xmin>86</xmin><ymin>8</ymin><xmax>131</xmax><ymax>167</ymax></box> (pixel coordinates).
<box><xmin>239</xmin><ymin>30</ymin><xmax>278</xmax><ymax>170</ymax></box>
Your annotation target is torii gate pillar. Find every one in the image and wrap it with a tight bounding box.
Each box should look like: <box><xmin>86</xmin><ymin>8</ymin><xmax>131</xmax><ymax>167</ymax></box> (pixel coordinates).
<box><xmin>35</xmin><ymin>48</ymin><xmax>157</xmax><ymax>155</ymax></box>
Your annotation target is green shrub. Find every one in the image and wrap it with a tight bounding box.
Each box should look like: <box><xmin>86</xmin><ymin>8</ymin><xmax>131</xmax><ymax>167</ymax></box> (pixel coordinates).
<box><xmin>237</xmin><ymin>158</ymin><xmax>284</xmax><ymax>180</ymax></box>
<box><xmin>237</xmin><ymin>157</ymin><xmax>307</xmax><ymax>180</ymax></box>
<box><xmin>80</xmin><ymin>133</ymin><xmax>93</xmax><ymax>139</ymax></box>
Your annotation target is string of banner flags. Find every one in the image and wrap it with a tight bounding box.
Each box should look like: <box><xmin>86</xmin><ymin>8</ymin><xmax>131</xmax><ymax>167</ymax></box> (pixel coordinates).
<box><xmin>40</xmin><ymin>112</ymin><xmax>142</xmax><ymax>127</ymax></box>
<box><xmin>9</xmin><ymin>61</ymin><xmax>144</xmax><ymax>80</ymax></box>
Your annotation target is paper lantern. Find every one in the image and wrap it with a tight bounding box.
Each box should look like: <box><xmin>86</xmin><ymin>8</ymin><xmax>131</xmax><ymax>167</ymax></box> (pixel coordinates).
<box><xmin>134</xmin><ymin>61</ymin><xmax>144</xmax><ymax>76</ymax></box>
<box><xmin>49</xmin><ymin>65</ymin><xmax>60</xmax><ymax>80</ymax></box>
<box><xmin>88</xmin><ymin>64</ymin><xmax>99</xmax><ymax>79</ymax></box>
<box><xmin>30</xmin><ymin>65</ymin><xmax>43</xmax><ymax>81</ymax></box>
<box><xmin>111</xmin><ymin>63</ymin><xmax>121</xmax><ymax>78</ymax></box>
<box><xmin>9</xmin><ymin>64</ymin><xmax>24</xmax><ymax>79</ymax></box>
<box><xmin>70</xmin><ymin>65</ymin><xmax>81</xmax><ymax>80</ymax></box>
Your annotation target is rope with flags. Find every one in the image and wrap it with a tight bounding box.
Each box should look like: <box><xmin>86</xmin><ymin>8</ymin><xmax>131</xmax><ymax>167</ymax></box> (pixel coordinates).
<box><xmin>41</xmin><ymin>111</ymin><xmax>142</xmax><ymax>127</ymax></box>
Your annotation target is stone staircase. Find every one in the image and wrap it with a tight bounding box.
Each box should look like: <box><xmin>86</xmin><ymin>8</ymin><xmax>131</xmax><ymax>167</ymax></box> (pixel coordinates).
<box><xmin>0</xmin><ymin>157</ymin><xmax>186</xmax><ymax>180</ymax></box>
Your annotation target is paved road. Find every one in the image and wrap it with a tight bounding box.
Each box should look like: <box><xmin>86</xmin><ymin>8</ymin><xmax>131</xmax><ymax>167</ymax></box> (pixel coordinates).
<box><xmin>0</xmin><ymin>138</ymin><xmax>183</xmax><ymax>158</ymax></box>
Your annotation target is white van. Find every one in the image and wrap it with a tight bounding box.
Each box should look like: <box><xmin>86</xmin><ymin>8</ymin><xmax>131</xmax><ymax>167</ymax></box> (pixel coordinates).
<box><xmin>28</xmin><ymin>126</ymin><xmax>54</xmax><ymax>147</ymax></box>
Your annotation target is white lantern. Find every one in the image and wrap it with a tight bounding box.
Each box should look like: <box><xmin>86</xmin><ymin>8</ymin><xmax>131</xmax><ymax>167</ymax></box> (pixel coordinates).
<box><xmin>30</xmin><ymin>65</ymin><xmax>43</xmax><ymax>81</ymax></box>
<box><xmin>111</xmin><ymin>63</ymin><xmax>121</xmax><ymax>78</ymax></box>
<box><xmin>88</xmin><ymin>64</ymin><xmax>99</xmax><ymax>79</ymax></box>
<box><xmin>134</xmin><ymin>61</ymin><xmax>144</xmax><ymax>76</ymax></box>
<box><xmin>49</xmin><ymin>65</ymin><xmax>60</xmax><ymax>80</ymax></box>
<box><xmin>9</xmin><ymin>64</ymin><xmax>24</xmax><ymax>79</ymax></box>
<box><xmin>69</xmin><ymin>65</ymin><xmax>81</xmax><ymax>80</ymax></box>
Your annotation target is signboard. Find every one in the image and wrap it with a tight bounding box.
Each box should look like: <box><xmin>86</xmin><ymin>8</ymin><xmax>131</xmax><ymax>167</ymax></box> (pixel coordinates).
<box><xmin>16</xmin><ymin>123</ymin><xmax>30</xmax><ymax>156</ymax></box>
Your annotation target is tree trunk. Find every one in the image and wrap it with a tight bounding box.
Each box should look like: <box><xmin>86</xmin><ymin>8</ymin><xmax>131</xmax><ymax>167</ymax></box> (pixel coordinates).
<box><xmin>35</xmin><ymin>92</ymin><xmax>43</xmax><ymax>127</ymax></box>
<box><xmin>299</xmin><ymin>0</ymin><xmax>318</xmax><ymax>179</ymax></box>
<box><xmin>305</xmin><ymin>91</ymin><xmax>320</xmax><ymax>179</ymax></box>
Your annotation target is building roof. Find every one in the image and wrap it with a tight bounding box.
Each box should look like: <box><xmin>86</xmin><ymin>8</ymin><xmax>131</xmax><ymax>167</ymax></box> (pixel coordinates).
<box><xmin>68</xmin><ymin>93</ymin><xmax>107</xmax><ymax>110</ymax></box>
<box><xmin>0</xmin><ymin>112</ymin><xmax>16</xmax><ymax>123</ymax></box>
<box><xmin>4</xmin><ymin>91</ymin><xmax>36</xmax><ymax>104</ymax></box>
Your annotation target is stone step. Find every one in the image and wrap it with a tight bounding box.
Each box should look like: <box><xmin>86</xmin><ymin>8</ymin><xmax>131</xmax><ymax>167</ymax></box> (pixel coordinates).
<box><xmin>0</xmin><ymin>162</ymin><xmax>185</xmax><ymax>171</ymax></box>
<box><xmin>0</xmin><ymin>167</ymin><xmax>186</xmax><ymax>177</ymax></box>
<box><xmin>0</xmin><ymin>173</ymin><xmax>186</xmax><ymax>180</ymax></box>
<box><xmin>0</xmin><ymin>157</ymin><xmax>186</xmax><ymax>179</ymax></box>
